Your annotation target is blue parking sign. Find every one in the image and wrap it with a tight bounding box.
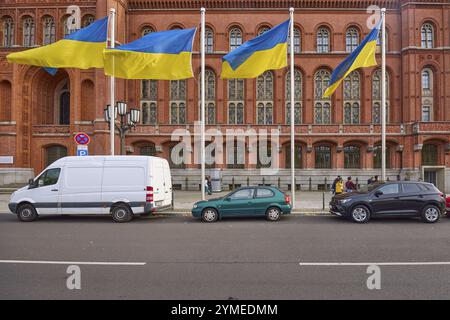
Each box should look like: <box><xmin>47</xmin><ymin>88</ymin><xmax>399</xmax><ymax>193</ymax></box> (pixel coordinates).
<box><xmin>77</xmin><ymin>145</ymin><xmax>88</xmax><ymax>156</ymax></box>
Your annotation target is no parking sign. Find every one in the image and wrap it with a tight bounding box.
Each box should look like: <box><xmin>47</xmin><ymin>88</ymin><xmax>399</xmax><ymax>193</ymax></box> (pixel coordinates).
<box><xmin>74</xmin><ymin>132</ymin><xmax>90</xmax><ymax>156</ymax></box>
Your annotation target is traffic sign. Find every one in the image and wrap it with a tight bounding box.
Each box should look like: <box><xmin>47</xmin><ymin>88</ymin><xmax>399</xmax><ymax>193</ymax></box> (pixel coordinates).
<box><xmin>74</xmin><ymin>132</ymin><xmax>90</xmax><ymax>145</ymax></box>
<box><xmin>77</xmin><ymin>145</ymin><xmax>88</xmax><ymax>156</ymax></box>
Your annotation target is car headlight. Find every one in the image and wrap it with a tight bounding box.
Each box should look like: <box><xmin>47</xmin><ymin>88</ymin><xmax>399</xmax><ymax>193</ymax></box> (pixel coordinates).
<box><xmin>340</xmin><ymin>199</ymin><xmax>352</xmax><ymax>204</ymax></box>
<box><xmin>193</xmin><ymin>204</ymin><xmax>198</xmax><ymax>209</ymax></box>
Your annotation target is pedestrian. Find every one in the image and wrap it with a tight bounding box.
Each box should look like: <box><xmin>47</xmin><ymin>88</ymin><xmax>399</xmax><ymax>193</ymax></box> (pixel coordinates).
<box><xmin>207</xmin><ymin>176</ymin><xmax>212</xmax><ymax>195</ymax></box>
<box><xmin>345</xmin><ymin>176</ymin><xmax>357</xmax><ymax>193</ymax></box>
<box><xmin>335</xmin><ymin>177</ymin><xmax>344</xmax><ymax>195</ymax></box>
<box><xmin>367</xmin><ymin>176</ymin><xmax>374</xmax><ymax>185</ymax></box>
<box><xmin>204</xmin><ymin>176</ymin><xmax>211</xmax><ymax>195</ymax></box>
<box><xmin>331</xmin><ymin>175</ymin><xmax>341</xmax><ymax>195</ymax></box>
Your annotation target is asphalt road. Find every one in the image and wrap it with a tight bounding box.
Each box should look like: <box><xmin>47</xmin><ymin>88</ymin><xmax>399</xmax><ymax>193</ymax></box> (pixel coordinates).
<box><xmin>1</xmin><ymin>213</ymin><xmax>450</xmax><ymax>300</ymax></box>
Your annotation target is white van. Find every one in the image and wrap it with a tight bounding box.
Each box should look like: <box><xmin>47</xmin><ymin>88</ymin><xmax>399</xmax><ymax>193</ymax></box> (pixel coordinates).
<box><xmin>8</xmin><ymin>156</ymin><xmax>173</xmax><ymax>222</ymax></box>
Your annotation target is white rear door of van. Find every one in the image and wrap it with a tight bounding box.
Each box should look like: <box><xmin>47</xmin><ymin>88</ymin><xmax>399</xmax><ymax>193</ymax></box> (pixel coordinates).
<box><xmin>162</xmin><ymin>160</ymin><xmax>172</xmax><ymax>207</ymax></box>
<box><xmin>150</xmin><ymin>159</ymin><xmax>165</xmax><ymax>207</ymax></box>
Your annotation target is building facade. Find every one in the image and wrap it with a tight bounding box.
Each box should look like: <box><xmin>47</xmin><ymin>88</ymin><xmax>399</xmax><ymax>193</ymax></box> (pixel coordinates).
<box><xmin>0</xmin><ymin>0</ymin><xmax>449</xmax><ymax>192</ymax></box>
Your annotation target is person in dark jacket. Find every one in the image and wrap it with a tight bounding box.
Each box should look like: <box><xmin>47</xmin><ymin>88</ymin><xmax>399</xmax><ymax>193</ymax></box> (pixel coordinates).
<box><xmin>345</xmin><ymin>177</ymin><xmax>357</xmax><ymax>192</ymax></box>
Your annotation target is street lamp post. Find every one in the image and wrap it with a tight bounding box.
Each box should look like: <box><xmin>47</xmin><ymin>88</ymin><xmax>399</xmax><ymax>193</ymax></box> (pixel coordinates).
<box><xmin>104</xmin><ymin>101</ymin><xmax>140</xmax><ymax>155</ymax></box>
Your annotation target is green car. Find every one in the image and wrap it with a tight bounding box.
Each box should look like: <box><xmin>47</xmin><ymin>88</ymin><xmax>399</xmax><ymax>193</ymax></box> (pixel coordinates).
<box><xmin>192</xmin><ymin>186</ymin><xmax>292</xmax><ymax>222</ymax></box>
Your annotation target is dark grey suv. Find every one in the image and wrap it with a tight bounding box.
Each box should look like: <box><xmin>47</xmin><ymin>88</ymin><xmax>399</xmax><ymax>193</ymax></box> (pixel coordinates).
<box><xmin>329</xmin><ymin>181</ymin><xmax>446</xmax><ymax>223</ymax></box>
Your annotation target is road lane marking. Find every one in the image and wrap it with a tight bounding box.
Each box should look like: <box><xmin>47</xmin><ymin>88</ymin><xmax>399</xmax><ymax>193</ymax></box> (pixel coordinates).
<box><xmin>299</xmin><ymin>262</ymin><xmax>450</xmax><ymax>266</ymax></box>
<box><xmin>0</xmin><ymin>260</ymin><xmax>146</xmax><ymax>266</ymax></box>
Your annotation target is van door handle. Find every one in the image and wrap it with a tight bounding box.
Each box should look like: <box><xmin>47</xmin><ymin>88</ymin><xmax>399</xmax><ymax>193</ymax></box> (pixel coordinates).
<box><xmin>51</xmin><ymin>189</ymin><xmax>58</xmax><ymax>192</ymax></box>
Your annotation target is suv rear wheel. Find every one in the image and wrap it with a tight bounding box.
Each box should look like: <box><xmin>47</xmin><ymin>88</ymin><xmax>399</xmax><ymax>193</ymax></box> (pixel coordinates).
<box><xmin>421</xmin><ymin>205</ymin><xmax>440</xmax><ymax>223</ymax></box>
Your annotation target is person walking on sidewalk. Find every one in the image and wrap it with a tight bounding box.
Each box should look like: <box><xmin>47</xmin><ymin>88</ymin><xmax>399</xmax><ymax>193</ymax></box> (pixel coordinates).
<box><xmin>345</xmin><ymin>176</ymin><xmax>357</xmax><ymax>193</ymax></box>
<box><xmin>331</xmin><ymin>175</ymin><xmax>341</xmax><ymax>195</ymax></box>
<box><xmin>335</xmin><ymin>177</ymin><xmax>344</xmax><ymax>195</ymax></box>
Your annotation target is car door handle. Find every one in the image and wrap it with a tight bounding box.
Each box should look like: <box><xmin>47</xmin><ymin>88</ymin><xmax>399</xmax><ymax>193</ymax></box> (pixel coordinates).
<box><xmin>51</xmin><ymin>189</ymin><xmax>58</xmax><ymax>192</ymax></box>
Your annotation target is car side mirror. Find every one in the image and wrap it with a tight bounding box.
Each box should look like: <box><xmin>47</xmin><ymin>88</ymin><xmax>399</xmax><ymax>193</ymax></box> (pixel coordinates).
<box><xmin>375</xmin><ymin>190</ymin><xmax>383</xmax><ymax>197</ymax></box>
<box><xmin>225</xmin><ymin>197</ymin><xmax>231</xmax><ymax>202</ymax></box>
<box><xmin>28</xmin><ymin>178</ymin><xmax>35</xmax><ymax>189</ymax></box>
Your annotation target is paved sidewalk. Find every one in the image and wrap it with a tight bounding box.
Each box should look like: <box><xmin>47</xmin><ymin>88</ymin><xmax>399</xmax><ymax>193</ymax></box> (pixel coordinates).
<box><xmin>0</xmin><ymin>190</ymin><xmax>332</xmax><ymax>214</ymax></box>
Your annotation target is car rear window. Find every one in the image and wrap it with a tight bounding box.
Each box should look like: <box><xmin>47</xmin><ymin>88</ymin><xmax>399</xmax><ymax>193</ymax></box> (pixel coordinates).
<box><xmin>402</xmin><ymin>183</ymin><xmax>421</xmax><ymax>193</ymax></box>
<box><xmin>256</xmin><ymin>188</ymin><xmax>274</xmax><ymax>198</ymax></box>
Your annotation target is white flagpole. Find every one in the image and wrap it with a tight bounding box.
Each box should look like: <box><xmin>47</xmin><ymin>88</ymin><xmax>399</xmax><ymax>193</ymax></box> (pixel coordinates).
<box><xmin>289</xmin><ymin>7</ymin><xmax>296</xmax><ymax>210</ymax></box>
<box><xmin>381</xmin><ymin>8</ymin><xmax>386</xmax><ymax>181</ymax></box>
<box><xmin>200</xmin><ymin>7</ymin><xmax>206</xmax><ymax>200</ymax></box>
<box><xmin>109</xmin><ymin>8</ymin><xmax>116</xmax><ymax>156</ymax></box>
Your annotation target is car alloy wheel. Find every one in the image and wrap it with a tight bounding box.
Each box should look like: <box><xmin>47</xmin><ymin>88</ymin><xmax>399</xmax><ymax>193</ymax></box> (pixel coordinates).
<box><xmin>202</xmin><ymin>208</ymin><xmax>218</xmax><ymax>222</ymax></box>
<box><xmin>351</xmin><ymin>206</ymin><xmax>370</xmax><ymax>223</ymax></box>
<box><xmin>422</xmin><ymin>206</ymin><xmax>440</xmax><ymax>223</ymax></box>
<box><xmin>266</xmin><ymin>207</ymin><xmax>281</xmax><ymax>221</ymax></box>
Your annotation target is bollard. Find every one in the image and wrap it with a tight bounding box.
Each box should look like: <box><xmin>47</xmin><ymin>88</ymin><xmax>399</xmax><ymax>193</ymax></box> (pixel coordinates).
<box><xmin>262</xmin><ymin>177</ymin><xmax>265</xmax><ymax>186</ymax></box>
<box><xmin>232</xmin><ymin>177</ymin><xmax>235</xmax><ymax>190</ymax></box>
<box><xmin>185</xmin><ymin>177</ymin><xmax>188</xmax><ymax>191</ymax></box>
<box><xmin>247</xmin><ymin>177</ymin><xmax>250</xmax><ymax>186</ymax></box>
<box><xmin>278</xmin><ymin>177</ymin><xmax>281</xmax><ymax>188</ymax></box>
<box><xmin>324</xmin><ymin>177</ymin><xmax>328</xmax><ymax>190</ymax></box>
<box><xmin>323</xmin><ymin>192</ymin><xmax>325</xmax><ymax>210</ymax></box>
<box><xmin>309</xmin><ymin>177</ymin><xmax>312</xmax><ymax>191</ymax></box>
<box><xmin>356</xmin><ymin>177</ymin><xmax>359</xmax><ymax>189</ymax></box>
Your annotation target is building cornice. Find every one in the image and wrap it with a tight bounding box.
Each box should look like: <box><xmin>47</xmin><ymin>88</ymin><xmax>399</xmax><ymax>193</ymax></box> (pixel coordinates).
<box><xmin>126</xmin><ymin>0</ymin><xmax>444</xmax><ymax>10</ymax></box>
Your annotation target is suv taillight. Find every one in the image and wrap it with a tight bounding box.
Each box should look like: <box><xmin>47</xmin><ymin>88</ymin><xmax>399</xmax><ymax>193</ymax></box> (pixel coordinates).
<box><xmin>285</xmin><ymin>194</ymin><xmax>291</xmax><ymax>205</ymax></box>
<box><xmin>146</xmin><ymin>186</ymin><xmax>154</xmax><ymax>203</ymax></box>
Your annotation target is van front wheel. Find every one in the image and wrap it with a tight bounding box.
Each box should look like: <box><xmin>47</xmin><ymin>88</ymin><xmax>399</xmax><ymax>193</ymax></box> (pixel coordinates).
<box><xmin>111</xmin><ymin>205</ymin><xmax>133</xmax><ymax>223</ymax></box>
<box><xmin>17</xmin><ymin>204</ymin><xmax>38</xmax><ymax>222</ymax></box>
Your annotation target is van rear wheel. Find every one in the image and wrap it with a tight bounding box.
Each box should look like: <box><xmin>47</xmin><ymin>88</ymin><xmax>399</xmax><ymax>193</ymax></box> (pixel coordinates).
<box><xmin>17</xmin><ymin>204</ymin><xmax>38</xmax><ymax>222</ymax></box>
<box><xmin>111</xmin><ymin>205</ymin><xmax>133</xmax><ymax>223</ymax></box>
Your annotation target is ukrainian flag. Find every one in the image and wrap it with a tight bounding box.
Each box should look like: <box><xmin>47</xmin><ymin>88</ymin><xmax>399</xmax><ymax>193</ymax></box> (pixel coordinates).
<box><xmin>323</xmin><ymin>21</ymin><xmax>381</xmax><ymax>98</ymax></box>
<box><xmin>7</xmin><ymin>17</ymin><xmax>108</xmax><ymax>69</ymax></box>
<box><xmin>103</xmin><ymin>28</ymin><xmax>196</xmax><ymax>80</ymax></box>
<box><xmin>221</xmin><ymin>20</ymin><xmax>290</xmax><ymax>79</ymax></box>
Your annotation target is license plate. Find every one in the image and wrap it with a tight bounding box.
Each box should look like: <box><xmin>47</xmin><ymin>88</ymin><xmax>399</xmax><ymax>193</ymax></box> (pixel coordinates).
<box><xmin>155</xmin><ymin>201</ymin><xmax>163</xmax><ymax>207</ymax></box>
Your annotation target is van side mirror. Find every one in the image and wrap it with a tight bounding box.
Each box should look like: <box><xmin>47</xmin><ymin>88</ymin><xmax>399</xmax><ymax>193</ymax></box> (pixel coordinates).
<box><xmin>374</xmin><ymin>190</ymin><xmax>383</xmax><ymax>197</ymax></box>
<box><xmin>28</xmin><ymin>178</ymin><xmax>35</xmax><ymax>189</ymax></box>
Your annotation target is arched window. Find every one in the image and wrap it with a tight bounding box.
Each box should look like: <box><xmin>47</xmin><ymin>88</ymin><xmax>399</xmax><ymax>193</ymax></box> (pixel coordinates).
<box><xmin>286</xmin><ymin>69</ymin><xmax>302</xmax><ymax>124</ymax></box>
<box><xmin>82</xmin><ymin>15</ymin><xmax>95</xmax><ymax>28</ymax></box>
<box><xmin>141</xmin><ymin>80</ymin><xmax>157</xmax><ymax>125</ymax></box>
<box><xmin>199</xmin><ymin>69</ymin><xmax>216</xmax><ymax>124</ymax></box>
<box><xmin>229</xmin><ymin>27</ymin><xmax>242</xmax><ymax>51</ymax></box>
<box><xmin>317</xmin><ymin>27</ymin><xmax>330</xmax><ymax>53</ymax></box>
<box><xmin>344</xmin><ymin>146</ymin><xmax>361</xmax><ymax>169</ymax></box>
<box><xmin>2</xmin><ymin>17</ymin><xmax>14</xmax><ymax>47</ymax></box>
<box><xmin>315</xmin><ymin>145</ymin><xmax>332</xmax><ymax>169</ymax></box>
<box><xmin>141</xmin><ymin>26</ymin><xmax>154</xmax><ymax>36</ymax></box>
<box><xmin>139</xmin><ymin>144</ymin><xmax>156</xmax><ymax>156</ymax></box>
<box><xmin>288</xmin><ymin>27</ymin><xmax>301</xmax><ymax>53</ymax></box>
<box><xmin>0</xmin><ymin>80</ymin><xmax>12</xmax><ymax>121</ymax></box>
<box><xmin>22</xmin><ymin>16</ymin><xmax>35</xmax><ymax>47</ymax></box>
<box><xmin>373</xmin><ymin>145</ymin><xmax>391</xmax><ymax>169</ymax></box>
<box><xmin>314</xmin><ymin>70</ymin><xmax>331</xmax><ymax>124</ymax></box>
<box><xmin>258</xmin><ymin>26</ymin><xmax>270</xmax><ymax>36</ymax></box>
<box><xmin>45</xmin><ymin>145</ymin><xmax>67</xmax><ymax>167</ymax></box>
<box><xmin>372</xmin><ymin>69</ymin><xmax>390</xmax><ymax>124</ymax></box>
<box><xmin>57</xmin><ymin>81</ymin><xmax>70</xmax><ymax>125</ymax></box>
<box><xmin>421</xmin><ymin>23</ymin><xmax>434</xmax><ymax>48</ymax></box>
<box><xmin>343</xmin><ymin>71</ymin><xmax>360</xmax><ymax>124</ymax></box>
<box><xmin>422</xmin><ymin>144</ymin><xmax>438</xmax><ymax>165</ymax></box>
<box><xmin>170</xmin><ymin>80</ymin><xmax>186</xmax><ymax>124</ymax></box>
<box><xmin>421</xmin><ymin>68</ymin><xmax>433</xmax><ymax>122</ymax></box>
<box><xmin>43</xmin><ymin>16</ymin><xmax>56</xmax><ymax>45</ymax></box>
<box><xmin>228</xmin><ymin>79</ymin><xmax>244</xmax><ymax>124</ymax></box>
<box><xmin>205</xmin><ymin>27</ymin><xmax>214</xmax><ymax>53</ymax></box>
<box><xmin>345</xmin><ymin>27</ymin><xmax>359</xmax><ymax>52</ymax></box>
<box><xmin>285</xmin><ymin>143</ymin><xmax>303</xmax><ymax>169</ymax></box>
<box><xmin>256</xmin><ymin>71</ymin><xmax>274</xmax><ymax>125</ymax></box>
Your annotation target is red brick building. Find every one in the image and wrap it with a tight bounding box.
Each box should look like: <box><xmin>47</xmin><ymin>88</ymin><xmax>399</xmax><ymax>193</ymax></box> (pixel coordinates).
<box><xmin>0</xmin><ymin>0</ymin><xmax>449</xmax><ymax>191</ymax></box>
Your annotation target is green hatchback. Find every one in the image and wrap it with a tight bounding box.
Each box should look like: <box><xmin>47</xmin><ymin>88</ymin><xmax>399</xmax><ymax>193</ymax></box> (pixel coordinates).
<box><xmin>192</xmin><ymin>186</ymin><xmax>292</xmax><ymax>222</ymax></box>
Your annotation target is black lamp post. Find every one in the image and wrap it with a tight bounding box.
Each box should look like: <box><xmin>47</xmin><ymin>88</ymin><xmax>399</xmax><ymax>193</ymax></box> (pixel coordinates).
<box><xmin>104</xmin><ymin>101</ymin><xmax>140</xmax><ymax>155</ymax></box>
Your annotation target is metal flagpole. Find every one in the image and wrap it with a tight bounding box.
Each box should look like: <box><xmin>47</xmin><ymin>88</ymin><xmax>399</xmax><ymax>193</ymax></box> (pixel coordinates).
<box><xmin>200</xmin><ymin>8</ymin><xmax>206</xmax><ymax>200</ymax></box>
<box><xmin>289</xmin><ymin>7</ymin><xmax>296</xmax><ymax>209</ymax></box>
<box><xmin>381</xmin><ymin>8</ymin><xmax>387</xmax><ymax>181</ymax></box>
<box><xmin>109</xmin><ymin>8</ymin><xmax>116</xmax><ymax>156</ymax></box>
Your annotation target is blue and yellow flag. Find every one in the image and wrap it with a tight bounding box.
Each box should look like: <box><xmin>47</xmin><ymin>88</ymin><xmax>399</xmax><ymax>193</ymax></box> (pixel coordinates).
<box><xmin>7</xmin><ymin>17</ymin><xmax>108</xmax><ymax>69</ymax></box>
<box><xmin>323</xmin><ymin>21</ymin><xmax>381</xmax><ymax>98</ymax></box>
<box><xmin>221</xmin><ymin>20</ymin><xmax>290</xmax><ymax>79</ymax></box>
<box><xmin>103</xmin><ymin>28</ymin><xmax>196</xmax><ymax>80</ymax></box>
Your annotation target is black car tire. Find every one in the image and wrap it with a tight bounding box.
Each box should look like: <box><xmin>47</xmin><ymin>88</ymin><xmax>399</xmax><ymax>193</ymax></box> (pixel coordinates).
<box><xmin>421</xmin><ymin>205</ymin><xmax>440</xmax><ymax>223</ymax></box>
<box><xmin>350</xmin><ymin>205</ymin><xmax>371</xmax><ymax>224</ymax></box>
<box><xmin>17</xmin><ymin>204</ymin><xmax>38</xmax><ymax>222</ymax></box>
<box><xmin>266</xmin><ymin>207</ymin><xmax>281</xmax><ymax>222</ymax></box>
<box><xmin>111</xmin><ymin>204</ymin><xmax>133</xmax><ymax>223</ymax></box>
<box><xmin>202</xmin><ymin>208</ymin><xmax>218</xmax><ymax>223</ymax></box>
